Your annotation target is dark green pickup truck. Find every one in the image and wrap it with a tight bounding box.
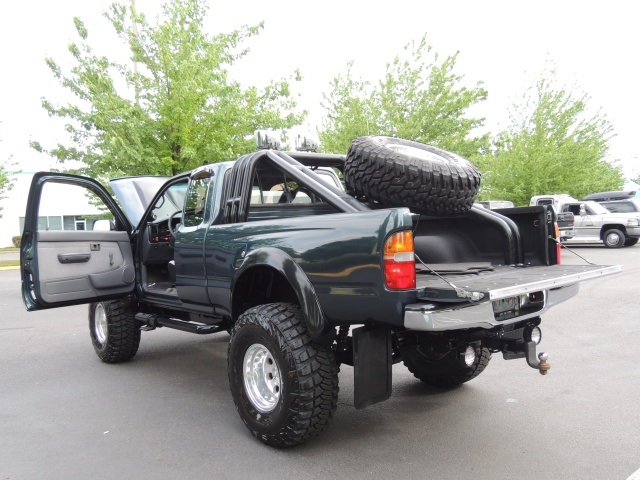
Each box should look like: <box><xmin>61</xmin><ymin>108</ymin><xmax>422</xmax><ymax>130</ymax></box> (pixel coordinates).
<box><xmin>20</xmin><ymin>137</ymin><xmax>620</xmax><ymax>447</ymax></box>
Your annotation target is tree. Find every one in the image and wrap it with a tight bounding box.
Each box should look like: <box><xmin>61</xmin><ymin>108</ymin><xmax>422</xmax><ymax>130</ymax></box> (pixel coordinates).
<box><xmin>0</xmin><ymin>161</ymin><xmax>11</xmax><ymax>218</ymax></box>
<box><xmin>0</xmin><ymin>129</ymin><xmax>17</xmax><ymax>219</ymax></box>
<box><xmin>478</xmin><ymin>69</ymin><xmax>622</xmax><ymax>206</ymax></box>
<box><xmin>319</xmin><ymin>35</ymin><xmax>490</xmax><ymax>158</ymax></box>
<box><xmin>318</xmin><ymin>61</ymin><xmax>373</xmax><ymax>154</ymax></box>
<box><xmin>32</xmin><ymin>0</ymin><xmax>305</xmax><ymax>178</ymax></box>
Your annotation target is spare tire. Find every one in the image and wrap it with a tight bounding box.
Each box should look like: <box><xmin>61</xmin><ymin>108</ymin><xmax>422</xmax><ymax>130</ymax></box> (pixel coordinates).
<box><xmin>344</xmin><ymin>136</ymin><xmax>481</xmax><ymax>216</ymax></box>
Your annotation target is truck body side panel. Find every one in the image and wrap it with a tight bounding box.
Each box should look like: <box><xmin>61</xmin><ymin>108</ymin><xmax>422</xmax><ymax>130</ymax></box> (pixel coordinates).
<box><xmin>202</xmin><ymin>208</ymin><xmax>415</xmax><ymax>327</ymax></box>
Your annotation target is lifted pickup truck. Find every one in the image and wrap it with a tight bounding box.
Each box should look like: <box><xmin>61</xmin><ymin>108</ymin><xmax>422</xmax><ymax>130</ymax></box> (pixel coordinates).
<box><xmin>21</xmin><ymin>138</ymin><xmax>620</xmax><ymax>447</ymax></box>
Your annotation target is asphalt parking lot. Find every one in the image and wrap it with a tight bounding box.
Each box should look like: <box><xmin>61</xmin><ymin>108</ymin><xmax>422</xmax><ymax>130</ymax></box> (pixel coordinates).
<box><xmin>1</xmin><ymin>245</ymin><xmax>639</xmax><ymax>480</ymax></box>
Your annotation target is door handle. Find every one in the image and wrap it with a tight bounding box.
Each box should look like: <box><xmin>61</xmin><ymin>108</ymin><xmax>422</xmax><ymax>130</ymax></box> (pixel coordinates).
<box><xmin>57</xmin><ymin>253</ymin><xmax>91</xmax><ymax>264</ymax></box>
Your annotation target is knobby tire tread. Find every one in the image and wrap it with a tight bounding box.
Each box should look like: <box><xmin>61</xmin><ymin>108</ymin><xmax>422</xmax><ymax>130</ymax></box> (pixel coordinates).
<box><xmin>89</xmin><ymin>298</ymin><xmax>140</xmax><ymax>363</ymax></box>
<box><xmin>229</xmin><ymin>303</ymin><xmax>338</xmax><ymax>447</ymax></box>
<box><xmin>402</xmin><ymin>346</ymin><xmax>491</xmax><ymax>388</ymax></box>
<box><xmin>345</xmin><ymin>136</ymin><xmax>481</xmax><ymax>216</ymax></box>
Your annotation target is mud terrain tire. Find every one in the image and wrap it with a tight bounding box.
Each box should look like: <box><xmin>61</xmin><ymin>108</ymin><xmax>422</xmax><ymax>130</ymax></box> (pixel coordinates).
<box><xmin>400</xmin><ymin>345</ymin><xmax>491</xmax><ymax>388</ymax></box>
<box><xmin>345</xmin><ymin>136</ymin><xmax>481</xmax><ymax>216</ymax></box>
<box><xmin>228</xmin><ymin>303</ymin><xmax>339</xmax><ymax>447</ymax></box>
<box><xmin>89</xmin><ymin>298</ymin><xmax>140</xmax><ymax>363</ymax></box>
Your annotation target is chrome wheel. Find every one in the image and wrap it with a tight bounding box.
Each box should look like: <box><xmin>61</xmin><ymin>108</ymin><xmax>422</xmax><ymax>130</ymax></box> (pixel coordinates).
<box><xmin>607</xmin><ymin>233</ymin><xmax>621</xmax><ymax>246</ymax></box>
<box><xmin>94</xmin><ymin>303</ymin><xmax>108</xmax><ymax>346</ymax></box>
<box><xmin>243</xmin><ymin>343</ymin><xmax>281</xmax><ymax>413</ymax></box>
<box><xmin>604</xmin><ymin>230</ymin><xmax>623</xmax><ymax>247</ymax></box>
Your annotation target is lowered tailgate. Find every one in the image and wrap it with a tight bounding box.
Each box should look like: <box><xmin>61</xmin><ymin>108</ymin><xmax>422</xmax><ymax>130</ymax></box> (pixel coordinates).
<box><xmin>415</xmin><ymin>263</ymin><xmax>621</xmax><ymax>303</ymax></box>
<box><xmin>405</xmin><ymin>263</ymin><xmax>621</xmax><ymax>332</ymax></box>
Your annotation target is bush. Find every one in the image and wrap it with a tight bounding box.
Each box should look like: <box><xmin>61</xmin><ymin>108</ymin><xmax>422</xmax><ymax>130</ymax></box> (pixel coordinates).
<box><xmin>12</xmin><ymin>236</ymin><xmax>21</xmax><ymax>248</ymax></box>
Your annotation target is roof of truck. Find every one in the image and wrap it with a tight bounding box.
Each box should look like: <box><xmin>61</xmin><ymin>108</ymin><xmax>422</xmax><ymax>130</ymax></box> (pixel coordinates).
<box><xmin>582</xmin><ymin>190</ymin><xmax>638</xmax><ymax>201</ymax></box>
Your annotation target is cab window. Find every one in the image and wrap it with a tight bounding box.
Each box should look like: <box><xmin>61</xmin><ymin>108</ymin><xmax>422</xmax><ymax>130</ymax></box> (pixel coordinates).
<box><xmin>246</xmin><ymin>161</ymin><xmax>337</xmax><ymax>221</ymax></box>
<box><xmin>24</xmin><ymin>182</ymin><xmax>116</xmax><ymax>234</ymax></box>
<box><xmin>183</xmin><ymin>178</ymin><xmax>209</xmax><ymax>227</ymax></box>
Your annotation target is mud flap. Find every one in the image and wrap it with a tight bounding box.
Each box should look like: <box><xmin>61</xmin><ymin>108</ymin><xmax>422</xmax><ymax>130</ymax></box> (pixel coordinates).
<box><xmin>353</xmin><ymin>325</ymin><xmax>392</xmax><ymax>409</ymax></box>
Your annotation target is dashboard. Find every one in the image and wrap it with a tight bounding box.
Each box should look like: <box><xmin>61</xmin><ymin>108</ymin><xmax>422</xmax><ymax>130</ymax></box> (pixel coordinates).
<box><xmin>143</xmin><ymin>220</ymin><xmax>173</xmax><ymax>265</ymax></box>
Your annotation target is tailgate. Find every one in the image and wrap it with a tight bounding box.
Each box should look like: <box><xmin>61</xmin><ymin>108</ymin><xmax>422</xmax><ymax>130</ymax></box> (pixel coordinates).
<box><xmin>416</xmin><ymin>263</ymin><xmax>621</xmax><ymax>302</ymax></box>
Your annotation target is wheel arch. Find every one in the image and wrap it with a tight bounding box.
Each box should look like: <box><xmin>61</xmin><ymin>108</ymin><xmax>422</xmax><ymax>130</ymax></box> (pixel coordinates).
<box><xmin>231</xmin><ymin>247</ymin><xmax>334</xmax><ymax>345</ymax></box>
<box><xmin>600</xmin><ymin>224</ymin><xmax>627</xmax><ymax>239</ymax></box>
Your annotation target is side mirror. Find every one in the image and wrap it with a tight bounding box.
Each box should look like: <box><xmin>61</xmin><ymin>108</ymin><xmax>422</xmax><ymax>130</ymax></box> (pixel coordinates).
<box><xmin>190</xmin><ymin>166</ymin><xmax>214</xmax><ymax>180</ymax></box>
<box><xmin>93</xmin><ymin>219</ymin><xmax>115</xmax><ymax>231</ymax></box>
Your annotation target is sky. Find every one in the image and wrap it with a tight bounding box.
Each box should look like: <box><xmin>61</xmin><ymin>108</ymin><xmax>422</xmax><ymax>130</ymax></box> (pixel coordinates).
<box><xmin>1</xmin><ymin>0</ymin><xmax>639</xmax><ymax>179</ymax></box>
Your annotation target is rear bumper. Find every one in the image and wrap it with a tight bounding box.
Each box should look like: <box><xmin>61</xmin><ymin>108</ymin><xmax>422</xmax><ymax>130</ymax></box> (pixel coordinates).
<box><xmin>404</xmin><ymin>283</ymin><xmax>578</xmax><ymax>331</ymax></box>
<box><xmin>405</xmin><ymin>263</ymin><xmax>621</xmax><ymax>332</ymax></box>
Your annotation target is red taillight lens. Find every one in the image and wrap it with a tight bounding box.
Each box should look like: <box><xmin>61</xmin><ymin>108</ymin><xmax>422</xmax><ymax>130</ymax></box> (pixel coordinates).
<box><xmin>383</xmin><ymin>231</ymin><xmax>416</xmax><ymax>290</ymax></box>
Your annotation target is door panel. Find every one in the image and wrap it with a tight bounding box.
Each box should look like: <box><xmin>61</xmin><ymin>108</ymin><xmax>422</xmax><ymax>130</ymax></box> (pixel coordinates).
<box><xmin>36</xmin><ymin>231</ymin><xmax>134</xmax><ymax>303</ymax></box>
<box><xmin>21</xmin><ymin>172</ymin><xmax>134</xmax><ymax>311</ymax></box>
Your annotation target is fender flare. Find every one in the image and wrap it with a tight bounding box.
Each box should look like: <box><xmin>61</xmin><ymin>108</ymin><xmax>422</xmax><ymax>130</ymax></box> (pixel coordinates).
<box><xmin>231</xmin><ymin>247</ymin><xmax>334</xmax><ymax>345</ymax></box>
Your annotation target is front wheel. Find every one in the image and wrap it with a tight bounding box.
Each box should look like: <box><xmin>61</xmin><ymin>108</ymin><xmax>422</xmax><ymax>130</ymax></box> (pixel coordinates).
<box><xmin>228</xmin><ymin>303</ymin><xmax>339</xmax><ymax>447</ymax></box>
<box><xmin>400</xmin><ymin>345</ymin><xmax>491</xmax><ymax>388</ymax></box>
<box><xmin>603</xmin><ymin>228</ymin><xmax>625</xmax><ymax>248</ymax></box>
<box><xmin>89</xmin><ymin>299</ymin><xmax>141</xmax><ymax>363</ymax></box>
<box><xmin>624</xmin><ymin>237</ymin><xmax>638</xmax><ymax>247</ymax></box>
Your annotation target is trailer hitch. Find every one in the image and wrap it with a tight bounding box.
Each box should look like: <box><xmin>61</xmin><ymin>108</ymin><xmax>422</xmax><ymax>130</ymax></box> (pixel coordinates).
<box><xmin>503</xmin><ymin>341</ymin><xmax>550</xmax><ymax>375</ymax></box>
<box><xmin>525</xmin><ymin>341</ymin><xmax>550</xmax><ymax>375</ymax></box>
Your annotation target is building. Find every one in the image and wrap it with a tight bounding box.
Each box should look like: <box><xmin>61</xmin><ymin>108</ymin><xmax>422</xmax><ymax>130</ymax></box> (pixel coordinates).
<box><xmin>0</xmin><ymin>171</ymin><xmax>103</xmax><ymax>247</ymax></box>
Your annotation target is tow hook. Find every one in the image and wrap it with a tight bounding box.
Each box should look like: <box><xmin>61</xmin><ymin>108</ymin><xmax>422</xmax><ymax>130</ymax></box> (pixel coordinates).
<box><xmin>525</xmin><ymin>341</ymin><xmax>551</xmax><ymax>375</ymax></box>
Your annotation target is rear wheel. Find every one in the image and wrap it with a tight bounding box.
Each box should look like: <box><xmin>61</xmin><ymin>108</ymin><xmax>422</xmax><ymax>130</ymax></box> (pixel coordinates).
<box><xmin>603</xmin><ymin>228</ymin><xmax>625</xmax><ymax>248</ymax></box>
<box><xmin>89</xmin><ymin>299</ymin><xmax>141</xmax><ymax>363</ymax></box>
<box><xmin>227</xmin><ymin>303</ymin><xmax>339</xmax><ymax>447</ymax></box>
<box><xmin>400</xmin><ymin>345</ymin><xmax>491</xmax><ymax>388</ymax></box>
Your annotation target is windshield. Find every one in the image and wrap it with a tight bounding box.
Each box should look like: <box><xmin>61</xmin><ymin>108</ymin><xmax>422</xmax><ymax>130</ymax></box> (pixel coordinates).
<box><xmin>110</xmin><ymin>176</ymin><xmax>170</xmax><ymax>226</ymax></box>
<box><xmin>150</xmin><ymin>183</ymin><xmax>188</xmax><ymax>224</ymax></box>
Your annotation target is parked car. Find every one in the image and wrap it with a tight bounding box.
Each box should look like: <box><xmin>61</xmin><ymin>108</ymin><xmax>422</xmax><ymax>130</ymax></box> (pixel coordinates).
<box><xmin>530</xmin><ymin>194</ymin><xmax>640</xmax><ymax>247</ymax></box>
<box><xmin>19</xmin><ymin>138</ymin><xmax>620</xmax><ymax>447</ymax></box>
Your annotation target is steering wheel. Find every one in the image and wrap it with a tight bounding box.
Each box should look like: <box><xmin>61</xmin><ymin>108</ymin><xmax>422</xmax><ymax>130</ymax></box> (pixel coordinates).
<box><xmin>167</xmin><ymin>210</ymin><xmax>182</xmax><ymax>243</ymax></box>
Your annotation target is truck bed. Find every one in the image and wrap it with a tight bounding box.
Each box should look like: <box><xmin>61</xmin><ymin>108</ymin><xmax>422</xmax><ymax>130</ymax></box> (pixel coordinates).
<box><xmin>415</xmin><ymin>263</ymin><xmax>621</xmax><ymax>302</ymax></box>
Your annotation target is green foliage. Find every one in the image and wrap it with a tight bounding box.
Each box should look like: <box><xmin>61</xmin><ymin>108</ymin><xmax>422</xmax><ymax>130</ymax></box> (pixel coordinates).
<box><xmin>12</xmin><ymin>236</ymin><xmax>21</xmax><ymax>248</ymax></box>
<box><xmin>34</xmin><ymin>0</ymin><xmax>305</xmax><ymax>178</ymax></box>
<box><xmin>0</xmin><ymin>163</ymin><xmax>9</xmax><ymax>201</ymax></box>
<box><xmin>318</xmin><ymin>61</ymin><xmax>373</xmax><ymax>154</ymax></box>
<box><xmin>478</xmin><ymin>69</ymin><xmax>622</xmax><ymax>206</ymax></box>
<box><xmin>319</xmin><ymin>35</ymin><xmax>489</xmax><ymax>158</ymax></box>
<box><xmin>0</xmin><ymin>154</ymin><xmax>17</xmax><ymax>219</ymax></box>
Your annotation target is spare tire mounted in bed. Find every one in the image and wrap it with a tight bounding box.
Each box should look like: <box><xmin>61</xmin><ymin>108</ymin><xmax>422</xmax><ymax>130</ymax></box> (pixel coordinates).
<box><xmin>344</xmin><ymin>136</ymin><xmax>482</xmax><ymax>216</ymax></box>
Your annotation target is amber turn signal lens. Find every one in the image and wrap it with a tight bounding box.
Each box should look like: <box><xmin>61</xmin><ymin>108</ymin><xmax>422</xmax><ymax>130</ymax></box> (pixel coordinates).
<box><xmin>383</xmin><ymin>231</ymin><xmax>416</xmax><ymax>290</ymax></box>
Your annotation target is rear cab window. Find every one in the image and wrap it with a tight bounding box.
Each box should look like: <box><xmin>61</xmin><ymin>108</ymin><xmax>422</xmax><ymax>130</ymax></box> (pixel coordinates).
<box><xmin>247</xmin><ymin>161</ymin><xmax>337</xmax><ymax>220</ymax></box>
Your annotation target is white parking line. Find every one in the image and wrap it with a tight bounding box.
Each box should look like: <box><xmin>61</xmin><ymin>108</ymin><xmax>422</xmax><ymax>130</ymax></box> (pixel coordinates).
<box><xmin>627</xmin><ymin>467</ymin><xmax>640</xmax><ymax>480</ymax></box>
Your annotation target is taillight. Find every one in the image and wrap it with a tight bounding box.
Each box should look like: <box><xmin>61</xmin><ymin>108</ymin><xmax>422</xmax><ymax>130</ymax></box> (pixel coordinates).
<box><xmin>383</xmin><ymin>231</ymin><xmax>416</xmax><ymax>290</ymax></box>
<box><xmin>554</xmin><ymin>222</ymin><xmax>562</xmax><ymax>265</ymax></box>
